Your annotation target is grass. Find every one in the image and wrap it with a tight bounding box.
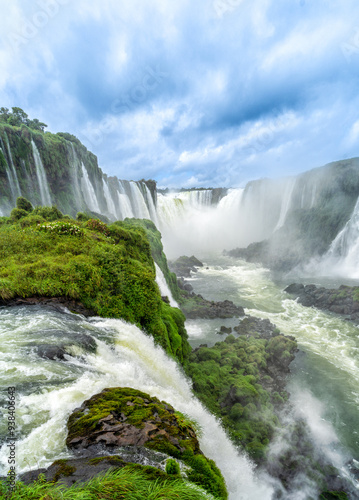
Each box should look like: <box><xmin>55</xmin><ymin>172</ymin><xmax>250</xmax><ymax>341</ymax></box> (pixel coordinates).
<box><xmin>0</xmin><ymin>203</ymin><xmax>190</xmax><ymax>364</ymax></box>
<box><xmin>0</xmin><ymin>467</ymin><xmax>218</xmax><ymax>499</ymax></box>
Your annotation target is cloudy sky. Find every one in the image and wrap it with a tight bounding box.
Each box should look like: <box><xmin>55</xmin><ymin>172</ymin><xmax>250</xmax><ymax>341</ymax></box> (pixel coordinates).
<box><xmin>0</xmin><ymin>0</ymin><xmax>359</xmax><ymax>188</ymax></box>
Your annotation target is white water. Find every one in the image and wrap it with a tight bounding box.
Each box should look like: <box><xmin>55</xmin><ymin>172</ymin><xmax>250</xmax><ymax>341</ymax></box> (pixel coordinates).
<box><xmin>31</xmin><ymin>140</ymin><xmax>52</xmax><ymax>206</ymax></box>
<box><xmin>129</xmin><ymin>182</ymin><xmax>151</xmax><ymax>219</ymax></box>
<box><xmin>117</xmin><ymin>187</ymin><xmax>135</xmax><ymax>219</ymax></box>
<box><xmin>102</xmin><ymin>178</ymin><xmax>117</xmax><ymax>219</ymax></box>
<box><xmin>0</xmin><ymin>308</ymin><xmax>273</xmax><ymax>499</ymax></box>
<box><xmin>67</xmin><ymin>143</ymin><xmax>83</xmax><ymax>203</ymax></box>
<box><xmin>319</xmin><ymin>195</ymin><xmax>359</xmax><ymax>278</ymax></box>
<box><xmin>155</xmin><ymin>263</ymin><xmax>179</xmax><ymax>308</ymax></box>
<box><xmin>145</xmin><ymin>185</ymin><xmax>159</xmax><ymax>226</ymax></box>
<box><xmin>157</xmin><ymin>189</ymin><xmax>249</xmax><ymax>258</ymax></box>
<box><xmin>80</xmin><ymin>162</ymin><xmax>101</xmax><ymax>213</ymax></box>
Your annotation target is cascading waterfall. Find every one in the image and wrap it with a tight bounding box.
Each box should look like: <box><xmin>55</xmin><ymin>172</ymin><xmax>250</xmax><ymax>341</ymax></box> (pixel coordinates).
<box><xmin>1</xmin><ymin>134</ymin><xmax>21</xmax><ymax>201</ymax></box>
<box><xmin>0</xmin><ymin>307</ymin><xmax>273</xmax><ymax>500</ymax></box>
<box><xmin>154</xmin><ymin>263</ymin><xmax>179</xmax><ymax>308</ymax></box>
<box><xmin>129</xmin><ymin>181</ymin><xmax>151</xmax><ymax>219</ymax></box>
<box><xmin>144</xmin><ymin>185</ymin><xmax>159</xmax><ymax>226</ymax></box>
<box><xmin>274</xmin><ymin>177</ymin><xmax>296</xmax><ymax>231</ymax></box>
<box><xmin>102</xmin><ymin>178</ymin><xmax>117</xmax><ymax>219</ymax></box>
<box><xmin>67</xmin><ymin>143</ymin><xmax>83</xmax><ymax>203</ymax></box>
<box><xmin>156</xmin><ymin>188</ymin><xmax>258</xmax><ymax>258</ymax></box>
<box><xmin>80</xmin><ymin>162</ymin><xmax>101</xmax><ymax>213</ymax></box>
<box><xmin>31</xmin><ymin>139</ymin><xmax>52</xmax><ymax>206</ymax></box>
<box><xmin>117</xmin><ymin>183</ymin><xmax>135</xmax><ymax>219</ymax></box>
<box><xmin>319</xmin><ymin>196</ymin><xmax>359</xmax><ymax>278</ymax></box>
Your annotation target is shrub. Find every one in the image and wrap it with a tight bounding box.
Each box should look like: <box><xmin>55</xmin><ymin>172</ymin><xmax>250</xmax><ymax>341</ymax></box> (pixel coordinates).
<box><xmin>33</xmin><ymin>205</ymin><xmax>64</xmax><ymax>221</ymax></box>
<box><xmin>85</xmin><ymin>218</ymin><xmax>111</xmax><ymax>236</ymax></box>
<box><xmin>16</xmin><ymin>196</ymin><xmax>33</xmax><ymax>212</ymax></box>
<box><xmin>19</xmin><ymin>214</ymin><xmax>46</xmax><ymax>228</ymax></box>
<box><xmin>10</xmin><ymin>207</ymin><xmax>28</xmax><ymax>221</ymax></box>
<box><xmin>38</xmin><ymin>221</ymin><xmax>84</xmax><ymax>237</ymax></box>
<box><xmin>76</xmin><ymin>211</ymin><xmax>90</xmax><ymax>221</ymax></box>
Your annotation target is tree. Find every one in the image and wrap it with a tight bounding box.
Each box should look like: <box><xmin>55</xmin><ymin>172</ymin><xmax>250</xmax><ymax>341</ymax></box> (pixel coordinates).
<box><xmin>7</xmin><ymin>107</ymin><xmax>28</xmax><ymax>127</ymax></box>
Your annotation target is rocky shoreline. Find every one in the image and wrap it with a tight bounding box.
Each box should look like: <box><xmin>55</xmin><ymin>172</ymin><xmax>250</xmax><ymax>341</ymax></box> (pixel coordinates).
<box><xmin>284</xmin><ymin>283</ymin><xmax>359</xmax><ymax>323</ymax></box>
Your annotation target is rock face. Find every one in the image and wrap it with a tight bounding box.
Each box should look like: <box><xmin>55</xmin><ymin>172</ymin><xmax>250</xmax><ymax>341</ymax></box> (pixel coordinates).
<box><xmin>284</xmin><ymin>283</ymin><xmax>359</xmax><ymax>322</ymax></box>
<box><xmin>225</xmin><ymin>158</ymin><xmax>359</xmax><ymax>272</ymax></box>
<box><xmin>183</xmin><ymin>296</ymin><xmax>245</xmax><ymax>319</ymax></box>
<box><xmin>169</xmin><ymin>255</ymin><xmax>204</xmax><ymax>278</ymax></box>
<box><xmin>64</xmin><ymin>387</ymin><xmax>227</xmax><ymax>499</ymax></box>
<box><xmin>66</xmin><ymin>388</ymin><xmax>200</xmax><ymax>455</ymax></box>
<box><xmin>0</xmin><ymin>296</ymin><xmax>96</xmax><ymax>316</ymax></box>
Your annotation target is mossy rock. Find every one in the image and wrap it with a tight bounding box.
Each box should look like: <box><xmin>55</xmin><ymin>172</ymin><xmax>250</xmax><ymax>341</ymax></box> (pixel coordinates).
<box><xmin>66</xmin><ymin>387</ymin><xmax>227</xmax><ymax>499</ymax></box>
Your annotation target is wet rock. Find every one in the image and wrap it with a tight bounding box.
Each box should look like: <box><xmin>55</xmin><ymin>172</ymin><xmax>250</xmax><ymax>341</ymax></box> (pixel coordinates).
<box><xmin>37</xmin><ymin>345</ymin><xmax>67</xmax><ymax>360</ymax></box>
<box><xmin>66</xmin><ymin>387</ymin><xmax>201</xmax><ymax>456</ymax></box>
<box><xmin>19</xmin><ymin>452</ymin><xmax>169</xmax><ymax>487</ymax></box>
<box><xmin>234</xmin><ymin>316</ymin><xmax>278</xmax><ymax>339</ymax></box>
<box><xmin>219</xmin><ymin>326</ymin><xmax>232</xmax><ymax>334</ymax></box>
<box><xmin>284</xmin><ymin>283</ymin><xmax>359</xmax><ymax>323</ymax></box>
<box><xmin>183</xmin><ymin>298</ymin><xmax>244</xmax><ymax>319</ymax></box>
<box><xmin>0</xmin><ymin>296</ymin><xmax>96</xmax><ymax>317</ymax></box>
<box><xmin>169</xmin><ymin>255</ymin><xmax>203</xmax><ymax>278</ymax></box>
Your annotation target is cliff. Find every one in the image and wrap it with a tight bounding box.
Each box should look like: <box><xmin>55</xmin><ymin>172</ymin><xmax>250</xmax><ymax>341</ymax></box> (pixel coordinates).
<box><xmin>0</xmin><ymin>123</ymin><xmax>156</xmax><ymax>219</ymax></box>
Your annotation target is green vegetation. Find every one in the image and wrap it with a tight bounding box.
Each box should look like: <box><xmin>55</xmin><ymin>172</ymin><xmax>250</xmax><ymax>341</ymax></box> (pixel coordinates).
<box><xmin>0</xmin><ymin>467</ymin><xmax>217</xmax><ymax>500</ymax></box>
<box><xmin>0</xmin><ymin>119</ymin><xmax>101</xmax><ymax>216</ymax></box>
<box><xmin>66</xmin><ymin>387</ymin><xmax>227</xmax><ymax>499</ymax></box>
<box><xmin>0</xmin><ymin>107</ymin><xmax>47</xmax><ymax>131</ymax></box>
<box><xmin>0</xmin><ymin>200</ymin><xmax>190</xmax><ymax>363</ymax></box>
<box><xmin>118</xmin><ymin>218</ymin><xmax>181</xmax><ymax>302</ymax></box>
<box><xmin>186</xmin><ymin>333</ymin><xmax>297</xmax><ymax>461</ymax></box>
<box><xmin>166</xmin><ymin>458</ymin><xmax>181</xmax><ymax>475</ymax></box>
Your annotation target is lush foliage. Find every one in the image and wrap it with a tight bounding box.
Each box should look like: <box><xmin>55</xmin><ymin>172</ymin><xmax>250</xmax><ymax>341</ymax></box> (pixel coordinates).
<box><xmin>186</xmin><ymin>333</ymin><xmax>297</xmax><ymax>461</ymax></box>
<box><xmin>0</xmin><ymin>204</ymin><xmax>190</xmax><ymax>363</ymax></box>
<box><xmin>0</xmin><ymin>467</ymin><xmax>217</xmax><ymax>500</ymax></box>
<box><xmin>0</xmin><ymin>107</ymin><xmax>47</xmax><ymax>131</ymax></box>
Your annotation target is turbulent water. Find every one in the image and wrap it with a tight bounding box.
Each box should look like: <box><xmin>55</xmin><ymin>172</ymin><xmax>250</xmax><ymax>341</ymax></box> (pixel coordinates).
<box><xmin>1</xmin><ymin>256</ymin><xmax>358</xmax><ymax>498</ymax></box>
<box><xmin>0</xmin><ymin>305</ymin><xmax>274</xmax><ymax>500</ymax></box>
<box><xmin>184</xmin><ymin>255</ymin><xmax>359</xmax><ymax>496</ymax></box>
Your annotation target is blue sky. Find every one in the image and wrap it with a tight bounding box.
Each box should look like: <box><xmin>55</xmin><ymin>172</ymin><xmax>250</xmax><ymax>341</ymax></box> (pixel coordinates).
<box><xmin>1</xmin><ymin>0</ymin><xmax>359</xmax><ymax>188</ymax></box>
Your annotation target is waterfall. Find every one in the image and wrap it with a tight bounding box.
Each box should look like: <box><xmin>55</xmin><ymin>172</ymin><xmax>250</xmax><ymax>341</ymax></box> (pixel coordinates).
<box><xmin>117</xmin><ymin>183</ymin><xmax>135</xmax><ymax>219</ymax></box>
<box><xmin>129</xmin><ymin>181</ymin><xmax>151</xmax><ymax>218</ymax></box>
<box><xmin>31</xmin><ymin>139</ymin><xmax>52</xmax><ymax>206</ymax></box>
<box><xmin>321</xmin><ymin>196</ymin><xmax>359</xmax><ymax>278</ymax></box>
<box><xmin>156</xmin><ymin>188</ymin><xmax>264</xmax><ymax>258</ymax></box>
<box><xmin>144</xmin><ymin>185</ymin><xmax>159</xmax><ymax>227</ymax></box>
<box><xmin>0</xmin><ymin>307</ymin><xmax>273</xmax><ymax>499</ymax></box>
<box><xmin>67</xmin><ymin>143</ymin><xmax>83</xmax><ymax>204</ymax></box>
<box><xmin>155</xmin><ymin>263</ymin><xmax>179</xmax><ymax>308</ymax></box>
<box><xmin>274</xmin><ymin>177</ymin><xmax>296</xmax><ymax>231</ymax></box>
<box><xmin>102</xmin><ymin>178</ymin><xmax>117</xmax><ymax>219</ymax></box>
<box><xmin>80</xmin><ymin>163</ymin><xmax>101</xmax><ymax>213</ymax></box>
<box><xmin>1</xmin><ymin>134</ymin><xmax>21</xmax><ymax>201</ymax></box>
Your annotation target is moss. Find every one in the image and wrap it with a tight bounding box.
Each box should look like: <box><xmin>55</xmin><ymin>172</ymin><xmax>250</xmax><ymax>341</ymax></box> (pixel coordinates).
<box><xmin>51</xmin><ymin>459</ymin><xmax>76</xmax><ymax>482</ymax></box>
<box><xmin>165</xmin><ymin>458</ymin><xmax>181</xmax><ymax>475</ymax></box>
<box><xmin>186</xmin><ymin>334</ymin><xmax>297</xmax><ymax>461</ymax></box>
<box><xmin>0</xmin><ymin>208</ymin><xmax>191</xmax><ymax>363</ymax></box>
<box><xmin>66</xmin><ymin>387</ymin><xmax>227</xmax><ymax>499</ymax></box>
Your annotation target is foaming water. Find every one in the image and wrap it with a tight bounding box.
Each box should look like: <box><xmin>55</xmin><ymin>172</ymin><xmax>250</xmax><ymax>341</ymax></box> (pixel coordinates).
<box><xmin>188</xmin><ymin>258</ymin><xmax>359</xmax><ymax>456</ymax></box>
<box><xmin>154</xmin><ymin>263</ymin><xmax>179</xmax><ymax>308</ymax></box>
<box><xmin>186</xmin><ymin>256</ymin><xmax>359</xmax><ymax>494</ymax></box>
<box><xmin>0</xmin><ymin>306</ymin><xmax>273</xmax><ymax>500</ymax></box>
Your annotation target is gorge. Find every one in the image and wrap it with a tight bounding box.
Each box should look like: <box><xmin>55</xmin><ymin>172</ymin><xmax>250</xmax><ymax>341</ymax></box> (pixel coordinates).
<box><xmin>0</xmin><ymin>121</ymin><xmax>358</xmax><ymax>499</ymax></box>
